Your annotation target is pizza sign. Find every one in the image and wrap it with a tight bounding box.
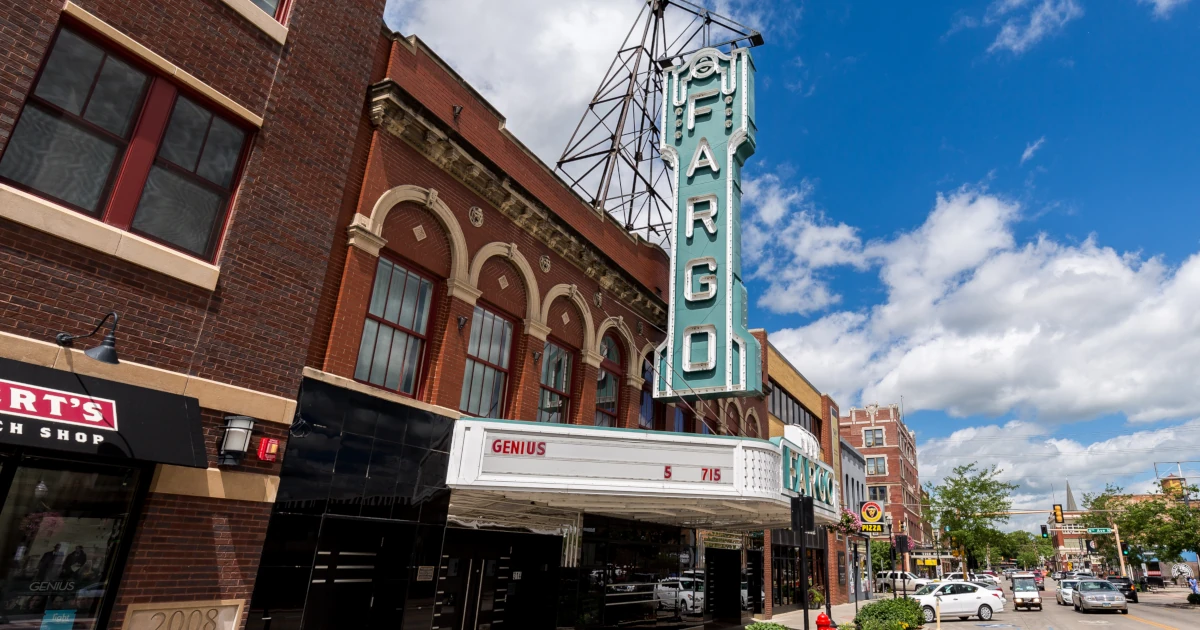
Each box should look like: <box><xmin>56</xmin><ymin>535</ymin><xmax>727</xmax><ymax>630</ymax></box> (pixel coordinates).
<box><xmin>860</xmin><ymin>500</ymin><xmax>885</xmax><ymax>534</ymax></box>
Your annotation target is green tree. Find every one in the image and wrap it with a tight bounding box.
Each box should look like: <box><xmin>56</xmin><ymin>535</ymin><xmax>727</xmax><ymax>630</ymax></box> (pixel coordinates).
<box><xmin>870</xmin><ymin>540</ymin><xmax>895</xmax><ymax>573</ymax></box>
<box><xmin>925</xmin><ymin>463</ymin><xmax>1018</xmax><ymax>573</ymax></box>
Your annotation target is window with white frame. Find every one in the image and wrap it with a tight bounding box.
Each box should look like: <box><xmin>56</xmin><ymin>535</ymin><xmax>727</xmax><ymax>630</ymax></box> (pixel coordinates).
<box><xmin>864</xmin><ymin>427</ymin><xmax>884</xmax><ymax>447</ymax></box>
<box><xmin>869</xmin><ymin>486</ymin><xmax>888</xmax><ymax>502</ymax></box>
<box><xmin>460</xmin><ymin>305</ymin><xmax>514</xmax><ymax>417</ymax></box>
<box><xmin>866</xmin><ymin>456</ymin><xmax>887</xmax><ymax>476</ymax></box>
<box><xmin>353</xmin><ymin>257</ymin><xmax>434</xmax><ymax>396</ymax></box>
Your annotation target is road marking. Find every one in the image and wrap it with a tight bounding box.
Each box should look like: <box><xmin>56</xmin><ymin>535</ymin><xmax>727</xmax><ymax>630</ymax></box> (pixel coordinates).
<box><xmin>1126</xmin><ymin>615</ymin><xmax>1179</xmax><ymax>630</ymax></box>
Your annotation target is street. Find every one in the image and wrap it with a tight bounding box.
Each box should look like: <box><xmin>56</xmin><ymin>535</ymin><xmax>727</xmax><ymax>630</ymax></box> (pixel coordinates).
<box><xmin>777</xmin><ymin>579</ymin><xmax>1198</xmax><ymax>630</ymax></box>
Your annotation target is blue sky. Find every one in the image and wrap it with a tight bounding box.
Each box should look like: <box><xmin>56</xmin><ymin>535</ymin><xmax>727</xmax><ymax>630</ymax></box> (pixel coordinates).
<box><xmin>387</xmin><ymin>0</ymin><xmax>1200</xmax><ymax>529</ymax></box>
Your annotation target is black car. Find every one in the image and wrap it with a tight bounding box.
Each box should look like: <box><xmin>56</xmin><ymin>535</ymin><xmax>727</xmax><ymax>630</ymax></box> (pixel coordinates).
<box><xmin>1107</xmin><ymin>577</ymin><xmax>1138</xmax><ymax>603</ymax></box>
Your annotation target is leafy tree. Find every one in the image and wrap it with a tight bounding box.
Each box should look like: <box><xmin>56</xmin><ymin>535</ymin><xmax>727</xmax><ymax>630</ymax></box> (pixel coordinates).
<box><xmin>870</xmin><ymin>539</ymin><xmax>895</xmax><ymax>573</ymax></box>
<box><xmin>925</xmin><ymin>463</ymin><xmax>1018</xmax><ymax>573</ymax></box>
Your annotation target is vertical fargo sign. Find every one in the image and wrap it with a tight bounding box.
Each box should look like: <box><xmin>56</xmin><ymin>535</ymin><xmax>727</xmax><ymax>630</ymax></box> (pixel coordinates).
<box><xmin>655</xmin><ymin>47</ymin><xmax>762</xmax><ymax>400</ymax></box>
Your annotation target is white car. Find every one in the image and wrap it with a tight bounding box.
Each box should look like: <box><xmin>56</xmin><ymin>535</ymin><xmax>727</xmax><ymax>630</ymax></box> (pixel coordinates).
<box><xmin>654</xmin><ymin>577</ymin><xmax>704</xmax><ymax>612</ymax></box>
<box><xmin>1055</xmin><ymin>579</ymin><xmax>1080</xmax><ymax>606</ymax></box>
<box><xmin>739</xmin><ymin>581</ymin><xmax>764</xmax><ymax>610</ymax></box>
<box><xmin>909</xmin><ymin>580</ymin><xmax>1005</xmax><ymax>623</ymax></box>
<box><xmin>875</xmin><ymin>571</ymin><xmax>930</xmax><ymax>592</ymax></box>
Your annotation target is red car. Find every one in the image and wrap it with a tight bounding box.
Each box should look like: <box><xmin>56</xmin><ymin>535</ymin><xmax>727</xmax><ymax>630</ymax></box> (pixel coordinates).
<box><xmin>1031</xmin><ymin>570</ymin><xmax>1045</xmax><ymax>590</ymax></box>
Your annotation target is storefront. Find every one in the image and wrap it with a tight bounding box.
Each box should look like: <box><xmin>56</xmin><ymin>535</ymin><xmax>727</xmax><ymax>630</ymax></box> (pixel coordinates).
<box><xmin>0</xmin><ymin>358</ymin><xmax>206</xmax><ymax>629</ymax></box>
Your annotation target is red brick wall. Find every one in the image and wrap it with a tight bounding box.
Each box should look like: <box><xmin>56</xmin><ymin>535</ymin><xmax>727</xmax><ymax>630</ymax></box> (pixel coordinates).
<box><xmin>108</xmin><ymin>494</ymin><xmax>272</xmax><ymax>630</ymax></box>
<box><xmin>381</xmin><ymin>202</ymin><xmax>453</xmax><ymax>278</ymax></box>
<box><xmin>840</xmin><ymin>406</ymin><xmax>924</xmax><ymax>557</ymax></box>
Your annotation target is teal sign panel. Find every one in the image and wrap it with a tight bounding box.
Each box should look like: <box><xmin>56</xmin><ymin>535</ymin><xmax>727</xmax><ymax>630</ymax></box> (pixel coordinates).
<box><xmin>654</xmin><ymin>47</ymin><xmax>762</xmax><ymax>400</ymax></box>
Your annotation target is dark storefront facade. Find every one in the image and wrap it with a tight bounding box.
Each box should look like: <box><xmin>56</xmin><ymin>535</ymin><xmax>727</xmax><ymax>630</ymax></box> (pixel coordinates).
<box><xmin>770</xmin><ymin>527</ymin><xmax>829</xmax><ymax>614</ymax></box>
<box><xmin>0</xmin><ymin>358</ymin><xmax>207</xmax><ymax>629</ymax></box>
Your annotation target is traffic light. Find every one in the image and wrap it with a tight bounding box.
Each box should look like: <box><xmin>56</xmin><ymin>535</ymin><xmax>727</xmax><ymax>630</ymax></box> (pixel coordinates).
<box><xmin>1040</xmin><ymin>524</ymin><xmax>1049</xmax><ymax>539</ymax></box>
<box><xmin>895</xmin><ymin>535</ymin><xmax>911</xmax><ymax>554</ymax></box>
<box><xmin>1122</xmin><ymin>543</ymin><xmax>1129</xmax><ymax>556</ymax></box>
<box><xmin>1053</xmin><ymin>504</ymin><xmax>1064</xmax><ymax>523</ymax></box>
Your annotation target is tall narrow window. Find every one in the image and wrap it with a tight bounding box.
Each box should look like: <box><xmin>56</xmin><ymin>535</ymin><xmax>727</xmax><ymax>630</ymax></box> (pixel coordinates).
<box><xmin>672</xmin><ymin>407</ymin><xmax>685</xmax><ymax>432</ymax></box>
<box><xmin>638</xmin><ymin>358</ymin><xmax>662</xmax><ymax>429</ymax></box>
<box><xmin>726</xmin><ymin>404</ymin><xmax>741</xmax><ymax>436</ymax></box>
<box><xmin>537</xmin><ymin>340</ymin><xmax>572</xmax><ymax>423</ymax></box>
<box><xmin>0</xmin><ymin>29</ymin><xmax>147</xmax><ymax>214</ymax></box>
<box><xmin>460</xmin><ymin>305</ymin><xmax>514</xmax><ymax>417</ymax></box>
<box><xmin>594</xmin><ymin>335</ymin><xmax>622</xmax><ymax>427</ymax></box>
<box><xmin>353</xmin><ymin>258</ymin><xmax>434</xmax><ymax>397</ymax></box>
<box><xmin>745</xmin><ymin>413</ymin><xmax>758</xmax><ymax>438</ymax></box>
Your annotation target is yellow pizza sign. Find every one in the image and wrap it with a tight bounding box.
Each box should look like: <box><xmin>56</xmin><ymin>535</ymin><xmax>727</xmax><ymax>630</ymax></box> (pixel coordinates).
<box><xmin>860</xmin><ymin>501</ymin><xmax>885</xmax><ymax>534</ymax></box>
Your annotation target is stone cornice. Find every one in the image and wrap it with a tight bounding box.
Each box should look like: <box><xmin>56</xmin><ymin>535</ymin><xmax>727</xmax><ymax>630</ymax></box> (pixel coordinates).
<box><xmin>368</xmin><ymin>80</ymin><xmax>667</xmax><ymax>325</ymax></box>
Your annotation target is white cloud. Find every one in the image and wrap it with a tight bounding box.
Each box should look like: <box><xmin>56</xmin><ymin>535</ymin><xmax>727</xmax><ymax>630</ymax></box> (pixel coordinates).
<box><xmin>1020</xmin><ymin>136</ymin><xmax>1045</xmax><ymax>165</ymax></box>
<box><xmin>742</xmin><ymin>171</ymin><xmax>865</xmax><ymax>314</ymax></box>
<box><xmin>1139</xmin><ymin>0</ymin><xmax>1191</xmax><ymax>18</ymax></box>
<box><xmin>761</xmin><ymin>184</ymin><xmax>1200</xmax><ymax>426</ymax></box>
<box><xmin>988</xmin><ymin>0</ymin><xmax>1083</xmax><ymax>54</ymax></box>
<box><xmin>916</xmin><ymin>419</ymin><xmax>1200</xmax><ymax>532</ymax></box>
<box><xmin>385</xmin><ymin>0</ymin><xmax>798</xmax><ymax>163</ymax></box>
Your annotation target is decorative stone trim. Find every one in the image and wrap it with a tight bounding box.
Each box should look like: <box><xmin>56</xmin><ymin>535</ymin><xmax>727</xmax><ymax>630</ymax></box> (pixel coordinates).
<box><xmin>359</xmin><ymin>184</ymin><xmax>472</xmax><ymax>290</ymax></box>
<box><xmin>524</xmin><ymin>319</ymin><xmax>552</xmax><ymax>341</ymax></box>
<box><xmin>62</xmin><ymin>3</ymin><xmax>264</xmax><ymax>127</ymax></box>
<box><xmin>581</xmin><ymin>349</ymin><xmax>605</xmax><ymax>368</ymax></box>
<box><xmin>595</xmin><ymin>316</ymin><xmax>641</xmax><ymax>376</ymax></box>
<box><xmin>446</xmin><ymin>277</ymin><xmax>483</xmax><ymax>304</ymax></box>
<box><xmin>0</xmin><ymin>331</ymin><xmax>296</xmax><ymax>424</ymax></box>
<box><xmin>540</xmin><ymin>283</ymin><xmax>596</xmax><ymax>353</ymax></box>
<box><xmin>346</xmin><ymin>219</ymin><xmax>387</xmax><ymax>256</ymax></box>
<box><xmin>0</xmin><ymin>184</ymin><xmax>221</xmax><ymax>290</ymax></box>
<box><xmin>468</xmin><ymin>242</ymin><xmax>541</xmax><ymax>324</ymax></box>
<box><xmin>625</xmin><ymin>375</ymin><xmax>646</xmax><ymax>389</ymax></box>
<box><xmin>218</xmin><ymin>0</ymin><xmax>288</xmax><ymax>44</ymax></box>
<box><xmin>150</xmin><ymin>465</ymin><xmax>280</xmax><ymax>503</ymax></box>
<box><xmin>367</xmin><ymin>80</ymin><xmax>666</xmax><ymax>325</ymax></box>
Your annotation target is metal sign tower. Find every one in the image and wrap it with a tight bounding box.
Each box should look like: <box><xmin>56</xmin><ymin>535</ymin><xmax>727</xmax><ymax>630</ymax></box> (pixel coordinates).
<box><xmin>555</xmin><ymin>0</ymin><xmax>762</xmax><ymax>248</ymax></box>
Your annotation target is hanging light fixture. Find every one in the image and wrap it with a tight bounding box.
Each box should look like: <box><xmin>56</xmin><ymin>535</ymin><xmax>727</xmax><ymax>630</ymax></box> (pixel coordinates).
<box><xmin>34</xmin><ymin>480</ymin><xmax>48</xmax><ymax>501</ymax></box>
<box><xmin>219</xmin><ymin>415</ymin><xmax>256</xmax><ymax>466</ymax></box>
<box><xmin>55</xmin><ymin>311</ymin><xmax>120</xmax><ymax>364</ymax></box>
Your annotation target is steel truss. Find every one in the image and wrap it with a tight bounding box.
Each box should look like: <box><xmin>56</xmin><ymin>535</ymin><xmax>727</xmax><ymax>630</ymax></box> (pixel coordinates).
<box><xmin>554</xmin><ymin>0</ymin><xmax>762</xmax><ymax>247</ymax></box>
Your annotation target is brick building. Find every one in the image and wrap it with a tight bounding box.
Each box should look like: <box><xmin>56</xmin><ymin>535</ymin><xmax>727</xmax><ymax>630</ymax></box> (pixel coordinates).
<box><xmin>840</xmin><ymin>403</ymin><xmax>924</xmax><ymax>570</ymax></box>
<box><xmin>0</xmin><ymin>0</ymin><xmax>382</xmax><ymax>627</ymax></box>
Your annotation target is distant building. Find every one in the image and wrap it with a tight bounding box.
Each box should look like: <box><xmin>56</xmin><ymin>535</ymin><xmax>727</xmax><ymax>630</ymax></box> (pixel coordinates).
<box><xmin>840</xmin><ymin>403</ymin><xmax>924</xmax><ymax>570</ymax></box>
<box><xmin>841</xmin><ymin>440</ymin><xmax>870</xmax><ymax>601</ymax></box>
<box><xmin>1047</xmin><ymin>482</ymin><xmax>1103</xmax><ymax>571</ymax></box>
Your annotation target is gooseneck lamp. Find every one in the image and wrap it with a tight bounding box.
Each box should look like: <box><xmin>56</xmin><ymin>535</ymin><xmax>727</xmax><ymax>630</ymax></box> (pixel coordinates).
<box><xmin>55</xmin><ymin>311</ymin><xmax>120</xmax><ymax>365</ymax></box>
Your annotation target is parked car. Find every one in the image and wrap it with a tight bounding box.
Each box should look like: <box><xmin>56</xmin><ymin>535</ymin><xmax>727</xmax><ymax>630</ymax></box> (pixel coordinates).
<box><xmin>1107</xmin><ymin>577</ymin><xmax>1138</xmax><ymax>603</ymax></box>
<box><xmin>1031</xmin><ymin>570</ymin><xmax>1045</xmax><ymax>589</ymax></box>
<box><xmin>945</xmin><ymin>572</ymin><xmax>979</xmax><ymax>582</ymax></box>
<box><xmin>875</xmin><ymin>571</ymin><xmax>930</xmax><ymax>592</ymax></box>
<box><xmin>739</xmin><ymin>581</ymin><xmax>764</xmax><ymax>610</ymax></box>
<box><xmin>972</xmin><ymin>580</ymin><xmax>1005</xmax><ymax>597</ymax></box>
<box><xmin>909</xmin><ymin>580</ymin><xmax>1005</xmax><ymax>623</ymax></box>
<box><xmin>1011</xmin><ymin>576</ymin><xmax>1043</xmax><ymax>610</ymax></box>
<box><xmin>1051</xmin><ymin>571</ymin><xmax>1062</xmax><ymax>580</ymax></box>
<box><xmin>655</xmin><ymin>577</ymin><xmax>704</xmax><ymax>612</ymax></box>
<box><xmin>1072</xmin><ymin>579</ymin><xmax>1128</xmax><ymax>614</ymax></box>
<box><xmin>1056</xmin><ymin>579</ymin><xmax>1080</xmax><ymax>605</ymax></box>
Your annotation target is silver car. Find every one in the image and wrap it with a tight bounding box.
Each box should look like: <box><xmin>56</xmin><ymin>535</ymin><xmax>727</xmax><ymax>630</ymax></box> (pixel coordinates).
<box><xmin>1072</xmin><ymin>579</ymin><xmax>1128</xmax><ymax>614</ymax></box>
<box><xmin>1055</xmin><ymin>579</ymin><xmax>1079</xmax><ymax>606</ymax></box>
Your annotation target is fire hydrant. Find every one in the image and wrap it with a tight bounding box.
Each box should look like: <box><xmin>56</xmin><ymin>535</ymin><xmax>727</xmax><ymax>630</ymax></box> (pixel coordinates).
<box><xmin>816</xmin><ymin>612</ymin><xmax>835</xmax><ymax>630</ymax></box>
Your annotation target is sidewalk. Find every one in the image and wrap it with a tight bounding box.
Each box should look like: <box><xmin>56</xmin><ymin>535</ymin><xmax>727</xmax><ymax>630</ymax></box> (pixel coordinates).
<box><xmin>757</xmin><ymin>601</ymin><xmax>864</xmax><ymax>629</ymax></box>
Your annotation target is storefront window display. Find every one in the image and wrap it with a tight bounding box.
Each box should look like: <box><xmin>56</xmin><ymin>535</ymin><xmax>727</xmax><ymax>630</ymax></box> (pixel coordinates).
<box><xmin>0</xmin><ymin>456</ymin><xmax>142</xmax><ymax>630</ymax></box>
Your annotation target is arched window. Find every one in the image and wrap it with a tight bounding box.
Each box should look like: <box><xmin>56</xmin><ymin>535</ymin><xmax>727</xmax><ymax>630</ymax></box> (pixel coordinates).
<box><xmin>745</xmin><ymin>411</ymin><xmax>759</xmax><ymax>438</ymax></box>
<box><xmin>594</xmin><ymin>335</ymin><xmax>622</xmax><ymax>427</ymax></box>
<box><xmin>459</xmin><ymin>304</ymin><xmax>515</xmax><ymax>417</ymax></box>
<box><xmin>638</xmin><ymin>357</ymin><xmax>664</xmax><ymax>429</ymax></box>
<box><xmin>726</xmin><ymin>404</ymin><xmax>741</xmax><ymax>436</ymax></box>
<box><xmin>537</xmin><ymin>339</ymin><xmax>573</xmax><ymax>423</ymax></box>
<box><xmin>353</xmin><ymin>256</ymin><xmax>435</xmax><ymax>397</ymax></box>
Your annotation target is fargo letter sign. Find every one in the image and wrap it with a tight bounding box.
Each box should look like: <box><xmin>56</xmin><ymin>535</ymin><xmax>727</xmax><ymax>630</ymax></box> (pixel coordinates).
<box><xmin>655</xmin><ymin>47</ymin><xmax>762</xmax><ymax>400</ymax></box>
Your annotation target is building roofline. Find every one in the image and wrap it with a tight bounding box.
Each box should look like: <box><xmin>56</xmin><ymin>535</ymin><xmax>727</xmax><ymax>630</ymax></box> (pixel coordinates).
<box><xmin>839</xmin><ymin>440</ymin><xmax>866</xmax><ymax>464</ymax></box>
<box><xmin>766</xmin><ymin>341</ymin><xmax>824</xmax><ymax>398</ymax></box>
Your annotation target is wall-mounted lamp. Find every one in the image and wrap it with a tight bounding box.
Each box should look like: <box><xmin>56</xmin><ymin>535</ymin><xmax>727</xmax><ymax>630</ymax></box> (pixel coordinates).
<box><xmin>457</xmin><ymin>315</ymin><xmax>469</xmax><ymax>331</ymax></box>
<box><xmin>55</xmin><ymin>311</ymin><xmax>120</xmax><ymax>364</ymax></box>
<box><xmin>453</xmin><ymin>105</ymin><xmax>463</xmax><ymax>121</ymax></box>
<box><xmin>219</xmin><ymin>415</ymin><xmax>256</xmax><ymax>466</ymax></box>
<box><xmin>532</xmin><ymin>350</ymin><xmax>543</xmax><ymax>364</ymax></box>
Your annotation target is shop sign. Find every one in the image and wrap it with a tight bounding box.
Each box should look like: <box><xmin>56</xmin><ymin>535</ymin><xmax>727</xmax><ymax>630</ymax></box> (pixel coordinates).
<box><xmin>0</xmin><ymin>359</ymin><xmax>206</xmax><ymax>468</ymax></box>
<box><xmin>860</xmin><ymin>500</ymin><xmax>885</xmax><ymax>534</ymax></box>
<box><xmin>654</xmin><ymin>46</ymin><xmax>762</xmax><ymax>401</ymax></box>
<box><xmin>780</xmin><ymin>443</ymin><xmax>835</xmax><ymax>508</ymax></box>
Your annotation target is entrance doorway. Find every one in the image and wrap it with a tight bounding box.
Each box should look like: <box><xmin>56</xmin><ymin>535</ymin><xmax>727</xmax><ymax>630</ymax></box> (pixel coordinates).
<box><xmin>704</xmin><ymin>548</ymin><xmax>742</xmax><ymax>622</ymax></box>
<box><xmin>437</xmin><ymin>528</ymin><xmax>561</xmax><ymax>630</ymax></box>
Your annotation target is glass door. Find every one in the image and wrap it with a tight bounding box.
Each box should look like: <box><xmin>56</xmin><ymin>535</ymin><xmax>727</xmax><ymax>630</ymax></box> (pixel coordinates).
<box><xmin>0</xmin><ymin>455</ymin><xmax>142</xmax><ymax>630</ymax></box>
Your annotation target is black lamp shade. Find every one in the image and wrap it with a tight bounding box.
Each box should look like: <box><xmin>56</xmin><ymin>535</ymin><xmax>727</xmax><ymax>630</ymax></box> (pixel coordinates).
<box><xmin>84</xmin><ymin>331</ymin><xmax>119</xmax><ymax>365</ymax></box>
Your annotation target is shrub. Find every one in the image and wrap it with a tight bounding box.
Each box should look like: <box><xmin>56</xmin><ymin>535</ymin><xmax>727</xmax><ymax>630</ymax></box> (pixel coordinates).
<box><xmin>855</xmin><ymin>597</ymin><xmax>923</xmax><ymax>628</ymax></box>
<box><xmin>746</xmin><ymin>623</ymin><xmax>789</xmax><ymax>630</ymax></box>
<box><xmin>1187</xmin><ymin>593</ymin><xmax>1200</xmax><ymax>605</ymax></box>
<box><xmin>862</xmin><ymin>620</ymin><xmax>910</xmax><ymax>630</ymax></box>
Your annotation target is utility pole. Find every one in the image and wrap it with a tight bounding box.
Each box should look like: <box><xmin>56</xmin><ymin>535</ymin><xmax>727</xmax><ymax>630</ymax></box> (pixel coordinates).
<box><xmin>1113</xmin><ymin>523</ymin><xmax>1128</xmax><ymax>578</ymax></box>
